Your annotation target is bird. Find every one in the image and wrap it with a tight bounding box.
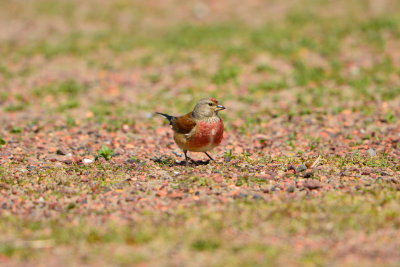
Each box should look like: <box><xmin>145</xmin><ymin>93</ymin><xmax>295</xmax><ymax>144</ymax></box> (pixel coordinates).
<box><xmin>156</xmin><ymin>98</ymin><xmax>226</xmax><ymax>165</ymax></box>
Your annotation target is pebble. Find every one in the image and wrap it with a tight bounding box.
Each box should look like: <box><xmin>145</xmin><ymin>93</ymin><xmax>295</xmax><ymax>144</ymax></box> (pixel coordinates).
<box><xmin>83</xmin><ymin>158</ymin><xmax>94</xmax><ymax>164</ymax></box>
<box><xmin>303</xmin><ymin>180</ymin><xmax>322</xmax><ymax>190</ymax></box>
<box><xmin>46</xmin><ymin>154</ymin><xmax>63</xmax><ymax>162</ymax></box>
<box><xmin>296</xmin><ymin>164</ymin><xmax>307</xmax><ymax>173</ymax></box>
<box><xmin>302</xmin><ymin>172</ymin><xmax>313</xmax><ymax>178</ymax></box>
<box><xmin>56</xmin><ymin>148</ymin><xmax>67</xmax><ymax>155</ymax></box>
<box><xmin>286</xmin><ymin>186</ymin><xmax>295</xmax><ymax>193</ymax></box>
<box><xmin>253</xmin><ymin>194</ymin><xmax>263</xmax><ymax>200</ymax></box>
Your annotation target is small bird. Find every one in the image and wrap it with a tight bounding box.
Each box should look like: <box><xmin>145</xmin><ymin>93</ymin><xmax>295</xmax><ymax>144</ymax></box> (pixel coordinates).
<box><xmin>156</xmin><ymin>98</ymin><xmax>226</xmax><ymax>165</ymax></box>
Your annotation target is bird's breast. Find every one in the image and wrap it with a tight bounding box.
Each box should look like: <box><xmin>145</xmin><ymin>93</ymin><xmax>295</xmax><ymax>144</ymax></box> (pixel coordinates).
<box><xmin>174</xmin><ymin>118</ymin><xmax>224</xmax><ymax>152</ymax></box>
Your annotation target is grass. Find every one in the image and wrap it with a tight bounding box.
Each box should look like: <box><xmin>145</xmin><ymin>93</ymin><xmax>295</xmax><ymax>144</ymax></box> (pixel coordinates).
<box><xmin>1</xmin><ymin>0</ymin><xmax>400</xmax><ymax>266</ymax></box>
<box><xmin>0</xmin><ymin>188</ymin><xmax>399</xmax><ymax>265</ymax></box>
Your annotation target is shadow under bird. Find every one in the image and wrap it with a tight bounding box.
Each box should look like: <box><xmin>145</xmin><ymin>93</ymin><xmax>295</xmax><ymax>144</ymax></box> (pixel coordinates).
<box><xmin>156</xmin><ymin>98</ymin><xmax>226</xmax><ymax>165</ymax></box>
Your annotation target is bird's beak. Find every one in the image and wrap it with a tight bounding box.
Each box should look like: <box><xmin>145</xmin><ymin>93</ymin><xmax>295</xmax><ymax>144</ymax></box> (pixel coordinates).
<box><xmin>216</xmin><ymin>104</ymin><xmax>226</xmax><ymax>111</ymax></box>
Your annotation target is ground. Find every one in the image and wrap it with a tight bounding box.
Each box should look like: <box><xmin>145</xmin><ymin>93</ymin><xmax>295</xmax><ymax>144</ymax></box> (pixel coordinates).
<box><xmin>1</xmin><ymin>0</ymin><xmax>400</xmax><ymax>266</ymax></box>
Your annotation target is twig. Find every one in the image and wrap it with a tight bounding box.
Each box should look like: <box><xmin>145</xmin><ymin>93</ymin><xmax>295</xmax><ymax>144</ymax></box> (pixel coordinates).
<box><xmin>311</xmin><ymin>155</ymin><xmax>321</xmax><ymax>168</ymax></box>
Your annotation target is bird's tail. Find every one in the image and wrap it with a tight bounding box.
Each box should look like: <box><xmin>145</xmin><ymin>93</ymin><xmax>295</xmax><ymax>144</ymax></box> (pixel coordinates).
<box><xmin>155</xmin><ymin>112</ymin><xmax>174</xmax><ymax>125</ymax></box>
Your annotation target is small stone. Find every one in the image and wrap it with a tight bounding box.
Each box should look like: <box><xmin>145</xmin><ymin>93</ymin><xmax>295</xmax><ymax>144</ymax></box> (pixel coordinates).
<box><xmin>167</xmin><ymin>192</ymin><xmax>184</xmax><ymax>199</ymax></box>
<box><xmin>270</xmin><ymin>185</ymin><xmax>280</xmax><ymax>192</ymax></box>
<box><xmin>224</xmin><ymin>156</ymin><xmax>232</xmax><ymax>162</ymax></box>
<box><xmin>238</xmin><ymin>192</ymin><xmax>247</xmax><ymax>198</ymax></box>
<box><xmin>172</xmin><ymin>151</ymin><xmax>182</xmax><ymax>157</ymax></box>
<box><xmin>56</xmin><ymin>148</ymin><xmax>67</xmax><ymax>155</ymax></box>
<box><xmin>122</xmin><ymin>124</ymin><xmax>130</xmax><ymax>132</ymax></box>
<box><xmin>156</xmin><ymin>190</ymin><xmax>167</xmax><ymax>197</ymax></box>
<box><xmin>361</xmin><ymin>168</ymin><xmax>372</xmax><ymax>175</ymax></box>
<box><xmin>303</xmin><ymin>180</ymin><xmax>322</xmax><ymax>190</ymax></box>
<box><xmin>253</xmin><ymin>194</ymin><xmax>263</xmax><ymax>200</ymax></box>
<box><xmin>82</xmin><ymin>158</ymin><xmax>94</xmax><ymax>164</ymax></box>
<box><xmin>126</xmin><ymin>159</ymin><xmax>138</xmax><ymax>164</ymax></box>
<box><xmin>286</xmin><ymin>186</ymin><xmax>295</xmax><ymax>193</ymax></box>
<box><xmin>46</xmin><ymin>155</ymin><xmax>63</xmax><ymax>162</ymax></box>
<box><xmin>287</xmin><ymin>165</ymin><xmax>296</xmax><ymax>172</ymax></box>
<box><xmin>72</xmin><ymin>157</ymin><xmax>82</xmax><ymax>163</ymax></box>
<box><xmin>125</xmin><ymin>197</ymin><xmax>135</xmax><ymax>202</ymax></box>
<box><xmin>296</xmin><ymin>164</ymin><xmax>307</xmax><ymax>173</ymax></box>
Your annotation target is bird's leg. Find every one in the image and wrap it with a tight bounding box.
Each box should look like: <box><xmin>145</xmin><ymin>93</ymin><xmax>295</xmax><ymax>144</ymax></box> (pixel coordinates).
<box><xmin>183</xmin><ymin>150</ymin><xmax>198</xmax><ymax>166</ymax></box>
<box><xmin>184</xmin><ymin>150</ymin><xmax>189</xmax><ymax>166</ymax></box>
<box><xmin>204</xmin><ymin>152</ymin><xmax>214</xmax><ymax>161</ymax></box>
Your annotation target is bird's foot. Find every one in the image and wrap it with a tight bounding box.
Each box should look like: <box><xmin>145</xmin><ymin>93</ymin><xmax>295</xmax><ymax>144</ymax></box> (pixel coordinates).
<box><xmin>179</xmin><ymin>159</ymin><xmax>211</xmax><ymax>166</ymax></box>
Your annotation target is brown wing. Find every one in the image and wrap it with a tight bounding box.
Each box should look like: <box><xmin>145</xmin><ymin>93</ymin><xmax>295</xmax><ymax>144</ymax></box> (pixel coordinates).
<box><xmin>171</xmin><ymin>112</ymin><xmax>196</xmax><ymax>134</ymax></box>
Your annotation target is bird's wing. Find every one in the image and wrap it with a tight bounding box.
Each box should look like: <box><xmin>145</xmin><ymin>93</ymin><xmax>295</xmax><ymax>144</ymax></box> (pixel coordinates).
<box><xmin>171</xmin><ymin>112</ymin><xmax>196</xmax><ymax>134</ymax></box>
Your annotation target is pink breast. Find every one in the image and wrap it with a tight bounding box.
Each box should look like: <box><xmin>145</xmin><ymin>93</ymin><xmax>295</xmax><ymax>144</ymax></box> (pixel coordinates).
<box><xmin>212</xmin><ymin>119</ymin><xmax>224</xmax><ymax>146</ymax></box>
<box><xmin>188</xmin><ymin>119</ymin><xmax>224</xmax><ymax>149</ymax></box>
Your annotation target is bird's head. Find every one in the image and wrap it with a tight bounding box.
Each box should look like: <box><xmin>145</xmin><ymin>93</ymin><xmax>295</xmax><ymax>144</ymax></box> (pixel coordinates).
<box><xmin>192</xmin><ymin>98</ymin><xmax>226</xmax><ymax>119</ymax></box>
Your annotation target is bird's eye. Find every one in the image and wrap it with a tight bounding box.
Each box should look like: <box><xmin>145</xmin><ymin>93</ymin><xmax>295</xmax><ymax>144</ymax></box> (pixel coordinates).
<box><xmin>208</xmin><ymin>103</ymin><xmax>213</xmax><ymax>106</ymax></box>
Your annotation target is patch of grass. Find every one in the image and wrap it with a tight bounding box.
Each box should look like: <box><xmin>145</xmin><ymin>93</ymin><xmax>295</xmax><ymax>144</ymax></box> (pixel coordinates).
<box><xmin>145</xmin><ymin>73</ymin><xmax>161</xmax><ymax>84</ymax></box>
<box><xmin>223</xmin><ymin>149</ymin><xmax>234</xmax><ymax>159</ymax></box>
<box><xmin>4</xmin><ymin>104</ymin><xmax>27</xmax><ymax>112</ymax></box>
<box><xmin>114</xmin><ymin>253</ymin><xmax>147</xmax><ymax>265</ymax></box>
<box><xmin>57</xmin><ymin>98</ymin><xmax>80</xmax><ymax>112</ymax></box>
<box><xmin>249</xmin><ymin>80</ymin><xmax>287</xmax><ymax>92</ymax></box>
<box><xmin>128</xmin><ymin>155</ymin><xmax>140</xmax><ymax>163</ymax></box>
<box><xmin>160</xmin><ymin>24</ymin><xmax>240</xmax><ymax>51</ymax></box>
<box><xmin>255</xmin><ymin>64</ymin><xmax>276</xmax><ymax>73</ymax></box>
<box><xmin>9</xmin><ymin>126</ymin><xmax>22</xmax><ymax>134</ymax></box>
<box><xmin>236</xmin><ymin>176</ymin><xmax>269</xmax><ymax>187</ymax></box>
<box><xmin>293</xmin><ymin>61</ymin><xmax>326</xmax><ymax>86</ymax></box>
<box><xmin>384</xmin><ymin>112</ymin><xmax>397</xmax><ymax>124</ymax></box>
<box><xmin>95</xmin><ymin>145</ymin><xmax>115</xmax><ymax>161</ymax></box>
<box><xmin>301</xmin><ymin>250</ymin><xmax>329</xmax><ymax>266</ymax></box>
<box><xmin>212</xmin><ymin>65</ymin><xmax>240</xmax><ymax>85</ymax></box>
<box><xmin>90</xmin><ymin>101</ymin><xmax>113</xmax><ymax>122</ymax></box>
<box><xmin>66</xmin><ymin>115</ymin><xmax>76</xmax><ymax>129</ymax></box>
<box><xmin>32</xmin><ymin>79</ymin><xmax>85</xmax><ymax>97</ymax></box>
<box><xmin>191</xmin><ymin>239</ymin><xmax>220</xmax><ymax>251</ymax></box>
<box><xmin>0</xmin><ymin>64</ymin><xmax>13</xmax><ymax>79</ymax></box>
<box><xmin>188</xmin><ymin>176</ymin><xmax>213</xmax><ymax>187</ymax></box>
<box><xmin>153</xmin><ymin>156</ymin><xmax>175</xmax><ymax>166</ymax></box>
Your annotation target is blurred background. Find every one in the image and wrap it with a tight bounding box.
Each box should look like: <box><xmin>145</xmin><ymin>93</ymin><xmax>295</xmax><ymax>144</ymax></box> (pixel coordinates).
<box><xmin>1</xmin><ymin>1</ymin><xmax>400</xmax><ymax>266</ymax></box>
<box><xmin>1</xmin><ymin>0</ymin><xmax>399</xmax><ymax>131</ymax></box>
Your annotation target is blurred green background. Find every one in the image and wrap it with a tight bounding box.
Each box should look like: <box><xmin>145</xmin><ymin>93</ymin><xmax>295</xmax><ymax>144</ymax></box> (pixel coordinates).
<box><xmin>1</xmin><ymin>1</ymin><xmax>400</xmax><ymax>266</ymax></box>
